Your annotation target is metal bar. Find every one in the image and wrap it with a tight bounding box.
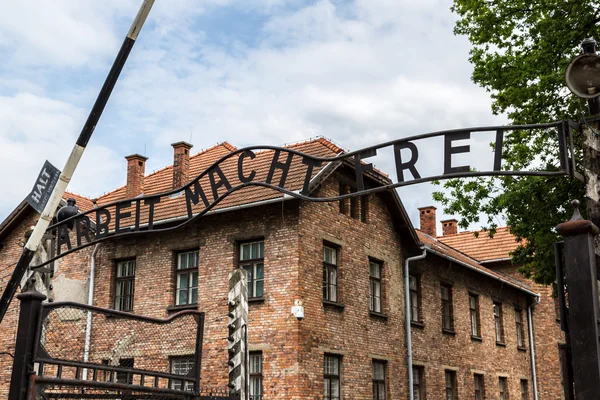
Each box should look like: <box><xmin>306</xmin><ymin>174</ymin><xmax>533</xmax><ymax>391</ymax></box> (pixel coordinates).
<box><xmin>40</xmin><ymin>301</ymin><xmax>203</xmax><ymax>323</ymax></box>
<box><xmin>556</xmin><ymin>206</ymin><xmax>600</xmax><ymax>397</ymax></box>
<box><xmin>0</xmin><ymin>0</ymin><xmax>156</xmax><ymax>325</ymax></box>
<box><xmin>8</xmin><ymin>288</ymin><xmax>46</xmax><ymax>400</ymax></box>
<box><xmin>558</xmin><ymin>343</ymin><xmax>575</xmax><ymax>400</ymax></box>
<box><xmin>194</xmin><ymin>313</ymin><xmax>205</xmax><ymax>396</ymax></box>
<box><xmin>30</xmin><ymin>167</ymin><xmax>570</xmax><ymax>271</ymax></box>
<box><xmin>35</xmin><ymin>376</ymin><xmax>196</xmax><ymax>397</ymax></box>
<box><xmin>35</xmin><ymin>358</ymin><xmax>194</xmax><ymax>382</ymax></box>
<box><xmin>557</xmin><ymin>122</ymin><xmax>570</xmax><ymax>176</ymax></box>
<box><xmin>40</xmin><ymin>122</ymin><xmax>572</xmax><ymax>222</ymax></box>
<box><xmin>554</xmin><ymin>242</ymin><xmax>569</xmax><ymax>333</ymax></box>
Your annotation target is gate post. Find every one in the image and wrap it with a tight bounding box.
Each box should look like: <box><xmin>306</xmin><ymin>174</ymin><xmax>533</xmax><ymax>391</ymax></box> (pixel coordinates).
<box><xmin>228</xmin><ymin>269</ymin><xmax>248</xmax><ymax>400</ymax></box>
<box><xmin>8</xmin><ymin>286</ymin><xmax>46</xmax><ymax>400</ymax></box>
<box><xmin>556</xmin><ymin>200</ymin><xmax>600</xmax><ymax>398</ymax></box>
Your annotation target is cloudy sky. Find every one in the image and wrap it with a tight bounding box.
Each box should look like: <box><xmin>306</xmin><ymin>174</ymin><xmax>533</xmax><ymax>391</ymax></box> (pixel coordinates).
<box><xmin>0</xmin><ymin>0</ymin><xmax>508</xmax><ymax>233</ymax></box>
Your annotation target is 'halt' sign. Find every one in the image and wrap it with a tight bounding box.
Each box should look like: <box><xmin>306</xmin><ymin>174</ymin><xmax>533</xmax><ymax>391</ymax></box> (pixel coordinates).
<box><xmin>27</xmin><ymin>160</ymin><xmax>61</xmax><ymax>214</ymax></box>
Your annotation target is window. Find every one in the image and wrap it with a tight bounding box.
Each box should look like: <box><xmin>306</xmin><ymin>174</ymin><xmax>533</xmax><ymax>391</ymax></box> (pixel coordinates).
<box><xmin>351</xmin><ymin>196</ymin><xmax>359</xmax><ymax>219</ymax></box>
<box><xmin>324</xmin><ymin>354</ymin><xmax>341</xmax><ymax>400</ymax></box>
<box><xmin>409</xmin><ymin>275</ymin><xmax>422</xmax><ymax>323</ymax></box>
<box><xmin>176</xmin><ymin>251</ymin><xmax>199</xmax><ymax>306</ymax></box>
<box><xmin>338</xmin><ymin>183</ymin><xmax>364</xmax><ymax>221</ymax></box>
<box><xmin>103</xmin><ymin>358</ymin><xmax>134</xmax><ymax>384</ymax></box>
<box><xmin>361</xmin><ymin>196</ymin><xmax>369</xmax><ymax>223</ymax></box>
<box><xmin>469</xmin><ymin>294</ymin><xmax>481</xmax><ymax>338</ymax></box>
<box><xmin>323</xmin><ymin>245</ymin><xmax>338</xmax><ymax>302</ymax></box>
<box><xmin>115</xmin><ymin>260</ymin><xmax>135</xmax><ymax>312</ymax></box>
<box><xmin>441</xmin><ymin>284</ymin><xmax>454</xmax><ymax>331</ymax></box>
<box><xmin>474</xmin><ymin>374</ymin><xmax>485</xmax><ymax>400</ymax></box>
<box><xmin>249</xmin><ymin>352</ymin><xmax>263</xmax><ymax>400</ymax></box>
<box><xmin>499</xmin><ymin>377</ymin><xmax>509</xmax><ymax>400</ymax></box>
<box><xmin>369</xmin><ymin>261</ymin><xmax>383</xmax><ymax>313</ymax></box>
<box><xmin>515</xmin><ymin>308</ymin><xmax>525</xmax><ymax>348</ymax></box>
<box><xmin>372</xmin><ymin>360</ymin><xmax>386</xmax><ymax>400</ymax></box>
<box><xmin>170</xmin><ymin>356</ymin><xmax>195</xmax><ymax>391</ymax></box>
<box><xmin>239</xmin><ymin>241</ymin><xmax>265</xmax><ymax>299</ymax></box>
<box><xmin>445</xmin><ymin>370</ymin><xmax>457</xmax><ymax>400</ymax></box>
<box><xmin>494</xmin><ymin>302</ymin><xmax>505</xmax><ymax>344</ymax></box>
<box><xmin>520</xmin><ymin>379</ymin><xmax>528</xmax><ymax>400</ymax></box>
<box><xmin>412</xmin><ymin>366</ymin><xmax>425</xmax><ymax>400</ymax></box>
<box><xmin>339</xmin><ymin>183</ymin><xmax>348</xmax><ymax>214</ymax></box>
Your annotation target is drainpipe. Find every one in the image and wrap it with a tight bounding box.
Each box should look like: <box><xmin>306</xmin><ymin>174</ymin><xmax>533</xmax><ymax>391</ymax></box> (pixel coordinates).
<box><xmin>528</xmin><ymin>295</ymin><xmax>540</xmax><ymax>400</ymax></box>
<box><xmin>82</xmin><ymin>244</ymin><xmax>101</xmax><ymax>380</ymax></box>
<box><xmin>404</xmin><ymin>248</ymin><xmax>427</xmax><ymax>400</ymax></box>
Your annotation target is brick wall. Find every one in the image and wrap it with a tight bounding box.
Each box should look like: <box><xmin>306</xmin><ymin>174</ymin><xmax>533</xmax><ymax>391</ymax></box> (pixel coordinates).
<box><xmin>0</xmin><ymin>175</ymin><xmax>560</xmax><ymax>399</ymax></box>
<box><xmin>410</xmin><ymin>256</ymin><xmax>533</xmax><ymax>399</ymax></box>
<box><xmin>490</xmin><ymin>261</ymin><xmax>565</xmax><ymax>399</ymax></box>
<box><xmin>298</xmin><ymin>173</ymin><xmax>408</xmax><ymax>399</ymax></box>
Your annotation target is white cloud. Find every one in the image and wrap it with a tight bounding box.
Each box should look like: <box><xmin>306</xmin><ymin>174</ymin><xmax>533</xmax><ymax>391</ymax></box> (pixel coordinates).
<box><xmin>0</xmin><ymin>92</ymin><xmax>123</xmax><ymax>213</ymax></box>
<box><xmin>0</xmin><ymin>0</ymin><xmax>507</xmax><ymax>232</ymax></box>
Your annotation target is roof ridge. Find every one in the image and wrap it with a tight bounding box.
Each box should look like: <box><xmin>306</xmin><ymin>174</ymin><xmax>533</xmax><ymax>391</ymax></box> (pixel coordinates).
<box><xmin>283</xmin><ymin>136</ymin><xmax>346</xmax><ymax>154</ymax></box>
<box><xmin>64</xmin><ymin>191</ymin><xmax>93</xmax><ymax>200</ymax></box>
<box><xmin>437</xmin><ymin>226</ymin><xmax>511</xmax><ymax>239</ymax></box>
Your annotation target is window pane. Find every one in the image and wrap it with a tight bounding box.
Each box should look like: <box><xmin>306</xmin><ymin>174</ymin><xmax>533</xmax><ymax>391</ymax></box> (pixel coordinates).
<box><xmin>330</xmin><ymin>378</ymin><xmax>340</xmax><ymax>397</ymax></box>
<box><xmin>178</xmin><ymin>253</ymin><xmax>188</xmax><ymax>270</ymax></box>
<box><xmin>240</xmin><ymin>243</ymin><xmax>248</xmax><ymax>260</ymax></box>
<box><xmin>412</xmin><ymin>367</ymin><xmax>419</xmax><ymax>385</ymax></box>
<box><xmin>374</xmin><ymin>362</ymin><xmax>385</xmax><ymax>379</ymax></box>
<box><xmin>178</xmin><ymin>289</ymin><xmax>188</xmax><ymax>305</ymax></box>
<box><xmin>243</xmin><ymin>265</ymin><xmax>252</xmax><ymax>280</ymax></box>
<box><xmin>179</xmin><ymin>273</ymin><xmax>188</xmax><ymax>290</ymax></box>
<box><xmin>255</xmin><ymin>279</ymin><xmax>264</xmax><ymax>298</ymax></box>
<box><xmin>251</xmin><ymin>242</ymin><xmax>259</xmax><ymax>259</ymax></box>
<box><xmin>249</xmin><ymin>353</ymin><xmax>262</xmax><ymax>373</ymax></box>
<box><xmin>188</xmin><ymin>252</ymin><xmax>197</xmax><ymax>268</ymax></box>
<box><xmin>370</xmin><ymin>262</ymin><xmax>380</xmax><ymax>278</ymax></box>
<box><xmin>324</xmin><ymin>356</ymin><xmax>338</xmax><ymax>374</ymax></box>
<box><xmin>471</xmin><ymin>311</ymin><xmax>479</xmax><ymax>336</ymax></box>
<box><xmin>255</xmin><ymin>264</ymin><xmax>264</xmax><ymax>279</ymax></box>
<box><xmin>441</xmin><ymin>286</ymin><xmax>449</xmax><ymax>300</ymax></box>
<box><xmin>409</xmin><ymin>275</ymin><xmax>417</xmax><ymax>290</ymax></box>
<box><xmin>324</xmin><ymin>246</ymin><xmax>336</xmax><ymax>264</ymax></box>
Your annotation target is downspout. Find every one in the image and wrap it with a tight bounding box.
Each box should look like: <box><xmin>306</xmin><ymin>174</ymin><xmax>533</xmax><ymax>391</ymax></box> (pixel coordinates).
<box><xmin>528</xmin><ymin>295</ymin><xmax>541</xmax><ymax>400</ymax></box>
<box><xmin>404</xmin><ymin>248</ymin><xmax>427</xmax><ymax>400</ymax></box>
<box><xmin>82</xmin><ymin>244</ymin><xmax>101</xmax><ymax>380</ymax></box>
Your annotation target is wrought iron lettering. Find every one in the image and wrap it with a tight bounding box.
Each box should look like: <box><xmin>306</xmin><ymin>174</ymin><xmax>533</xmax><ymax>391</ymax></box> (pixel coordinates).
<box><xmin>28</xmin><ymin>120</ymin><xmax>578</xmax><ymax>268</ymax></box>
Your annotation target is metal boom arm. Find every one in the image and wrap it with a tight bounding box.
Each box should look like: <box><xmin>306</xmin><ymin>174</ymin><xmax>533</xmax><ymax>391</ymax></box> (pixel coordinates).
<box><xmin>0</xmin><ymin>0</ymin><xmax>156</xmax><ymax>324</ymax></box>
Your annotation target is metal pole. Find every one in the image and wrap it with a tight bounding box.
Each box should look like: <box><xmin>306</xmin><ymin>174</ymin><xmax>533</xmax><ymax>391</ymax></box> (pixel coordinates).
<box><xmin>0</xmin><ymin>0</ymin><xmax>156</xmax><ymax>324</ymax></box>
<box><xmin>556</xmin><ymin>200</ymin><xmax>600</xmax><ymax>398</ymax></box>
<box><xmin>7</xmin><ymin>287</ymin><xmax>46</xmax><ymax>400</ymax></box>
<box><xmin>555</xmin><ymin>241</ymin><xmax>575</xmax><ymax>400</ymax></box>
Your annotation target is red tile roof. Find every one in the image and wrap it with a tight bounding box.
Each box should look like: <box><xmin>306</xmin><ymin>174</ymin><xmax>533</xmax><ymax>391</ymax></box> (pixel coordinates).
<box><xmin>437</xmin><ymin>227</ymin><xmax>522</xmax><ymax>262</ymax></box>
<box><xmin>417</xmin><ymin>230</ymin><xmax>534</xmax><ymax>294</ymax></box>
<box><xmin>77</xmin><ymin>139</ymin><xmax>346</xmax><ymax>226</ymax></box>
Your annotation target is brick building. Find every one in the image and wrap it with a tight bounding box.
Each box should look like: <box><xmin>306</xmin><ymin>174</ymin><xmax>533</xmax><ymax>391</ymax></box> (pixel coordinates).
<box><xmin>0</xmin><ymin>138</ymin><xmax>561</xmax><ymax>399</ymax></box>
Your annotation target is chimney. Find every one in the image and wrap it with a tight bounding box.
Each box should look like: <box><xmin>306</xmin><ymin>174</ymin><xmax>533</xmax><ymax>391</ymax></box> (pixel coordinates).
<box><xmin>172</xmin><ymin>141</ymin><xmax>193</xmax><ymax>189</ymax></box>
<box><xmin>441</xmin><ymin>219</ymin><xmax>458</xmax><ymax>236</ymax></box>
<box><xmin>418</xmin><ymin>206</ymin><xmax>437</xmax><ymax>237</ymax></box>
<box><xmin>125</xmin><ymin>154</ymin><xmax>148</xmax><ymax>198</ymax></box>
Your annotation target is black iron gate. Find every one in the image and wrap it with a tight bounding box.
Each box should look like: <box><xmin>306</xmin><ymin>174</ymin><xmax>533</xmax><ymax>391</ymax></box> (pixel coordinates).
<box><xmin>9</xmin><ymin>287</ymin><xmax>239</xmax><ymax>400</ymax></box>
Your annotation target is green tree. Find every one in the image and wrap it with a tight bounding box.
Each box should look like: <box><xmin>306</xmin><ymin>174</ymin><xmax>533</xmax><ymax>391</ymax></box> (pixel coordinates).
<box><xmin>434</xmin><ymin>1</ymin><xmax>600</xmax><ymax>284</ymax></box>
